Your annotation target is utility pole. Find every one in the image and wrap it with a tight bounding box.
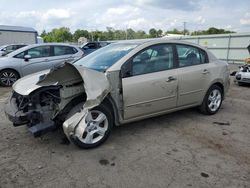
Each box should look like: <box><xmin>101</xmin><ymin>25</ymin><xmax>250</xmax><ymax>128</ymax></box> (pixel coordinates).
<box><xmin>183</xmin><ymin>22</ymin><xmax>186</xmax><ymax>36</ymax></box>
<box><xmin>125</xmin><ymin>26</ymin><xmax>128</xmax><ymax>40</ymax></box>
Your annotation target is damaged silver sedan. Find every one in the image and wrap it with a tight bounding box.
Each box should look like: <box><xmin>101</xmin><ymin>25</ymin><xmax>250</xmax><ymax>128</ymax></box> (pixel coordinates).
<box><xmin>5</xmin><ymin>40</ymin><xmax>230</xmax><ymax>148</ymax></box>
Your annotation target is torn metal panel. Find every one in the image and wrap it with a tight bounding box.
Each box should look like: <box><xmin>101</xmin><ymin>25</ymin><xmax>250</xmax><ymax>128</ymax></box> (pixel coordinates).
<box><xmin>73</xmin><ymin>64</ymin><xmax>111</xmax><ymax>109</ymax></box>
<box><xmin>37</xmin><ymin>63</ymin><xmax>111</xmax><ymax>108</ymax></box>
<box><xmin>41</xmin><ymin>63</ymin><xmax>111</xmax><ymax>139</ymax></box>
<box><xmin>38</xmin><ymin>63</ymin><xmax>111</xmax><ymax>139</ymax></box>
<box><xmin>12</xmin><ymin>63</ymin><xmax>111</xmax><ymax>139</ymax></box>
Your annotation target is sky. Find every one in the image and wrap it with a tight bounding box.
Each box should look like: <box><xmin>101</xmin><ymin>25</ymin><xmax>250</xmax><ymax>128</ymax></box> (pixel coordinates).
<box><xmin>0</xmin><ymin>0</ymin><xmax>249</xmax><ymax>34</ymax></box>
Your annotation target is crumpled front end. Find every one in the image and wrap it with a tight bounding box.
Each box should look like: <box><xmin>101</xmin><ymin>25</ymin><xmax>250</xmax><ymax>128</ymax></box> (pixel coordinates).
<box><xmin>61</xmin><ymin>64</ymin><xmax>111</xmax><ymax>140</ymax></box>
<box><xmin>5</xmin><ymin>85</ymin><xmax>63</xmax><ymax>136</ymax></box>
<box><xmin>5</xmin><ymin>92</ymin><xmax>30</xmax><ymax>126</ymax></box>
<box><xmin>5</xmin><ymin>63</ymin><xmax>111</xmax><ymax>138</ymax></box>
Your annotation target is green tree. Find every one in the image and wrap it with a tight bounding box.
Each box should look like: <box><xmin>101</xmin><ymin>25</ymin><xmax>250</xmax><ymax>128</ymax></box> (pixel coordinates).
<box><xmin>157</xmin><ymin>29</ymin><xmax>163</xmax><ymax>37</ymax></box>
<box><xmin>126</xmin><ymin>28</ymin><xmax>136</xmax><ymax>39</ymax></box>
<box><xmin>42</xmin><ymin>27</ymin><xmax>72</xmax><ymax>42</ymax></box>
<box><xmin>191</xmin><ymin>27</ymin><xmax>235</xmax><ymax>36</ymax></box>
<box><xmin>149</xmin><ymin>28</ymin><xmax>158</xmax><ymax>38</ymax></box>
<box><xmin>73</xmin><ymin>29</ymin><xmax>89</xmax><ymax>42</ymax></box>
<box><xmin>135</xmin><ymin>30</ymin><xmax>147</xmax><ymax>39</ymax></box>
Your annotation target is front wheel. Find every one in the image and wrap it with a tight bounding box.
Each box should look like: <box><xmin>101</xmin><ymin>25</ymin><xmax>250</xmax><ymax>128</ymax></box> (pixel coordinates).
<box><xmin>199</xmin><ymin>85</ymin><xmax>223</xmax><ymax>115</ymax></box>
<box><xmin>70</xmin><ymin>103</ymin><xmax>113</xmax><ymax>149</ymax></box>
<box><xmin>0</xmin><ymin>69</ymin><xmax>19</xmax><ymax>87</ymax></box>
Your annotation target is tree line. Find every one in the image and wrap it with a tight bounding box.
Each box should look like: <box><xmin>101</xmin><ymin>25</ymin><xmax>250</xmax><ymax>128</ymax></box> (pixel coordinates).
<box><xmin>40</xmin><ymin>27</ymin><xmax>235</xmax><ymax>43</ymax></box>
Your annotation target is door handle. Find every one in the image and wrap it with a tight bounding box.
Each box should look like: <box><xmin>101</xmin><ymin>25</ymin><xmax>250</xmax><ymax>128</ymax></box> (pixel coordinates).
<box><xmin>166</xmin><ymin>76</ymin><xmax>177</xmax><ymax>82</ymax></box>
<box><xmin>202</xmin><ymin>69</ymin><xmax>210</xmax><ymax>74</ymax></box>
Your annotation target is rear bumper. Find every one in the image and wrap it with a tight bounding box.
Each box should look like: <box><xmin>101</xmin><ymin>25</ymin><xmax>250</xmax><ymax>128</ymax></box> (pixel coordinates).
<box><xmin>4</xmin><ymin>93</ymin><xmax>29</xmax><ymax>126</ymax></box>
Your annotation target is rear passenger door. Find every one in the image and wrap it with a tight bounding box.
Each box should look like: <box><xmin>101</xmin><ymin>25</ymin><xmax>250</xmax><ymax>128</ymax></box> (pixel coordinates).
<box><xmin>176</xmin><ymin>44</ymin><xmax>212</xmax><ymax>107</ymax></box>
<box><xmin>51</xmin><ymin>46</ymin><xmax>79</xmax><ymax>67</ymax></box>
<box><xmin>20</xmin><ymin>45</ymin><xmax>53</xmax><ymax>76</ymax></box>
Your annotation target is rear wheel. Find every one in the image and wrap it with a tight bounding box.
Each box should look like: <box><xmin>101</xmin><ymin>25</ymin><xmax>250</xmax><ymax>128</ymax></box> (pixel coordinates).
<box><xmin>0</xmin><ymin>69</ymin><xmax>19</xmax><ymax>87</ymax></box>
<box><xmin>199</xmin><ymin>85</ymin><xmax>223</xmax><ymax>115</ymax></box>
<box><xmin>69</xmin><ymin>103</ymin><xmax>113</xmax><ymax>149</ymax></box>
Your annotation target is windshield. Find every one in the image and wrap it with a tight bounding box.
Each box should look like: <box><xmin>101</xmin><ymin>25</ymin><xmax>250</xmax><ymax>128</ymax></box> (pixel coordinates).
<box><xmin>74</xmin><ymin>43</ymin><xmax>138</xmax><ymax>71</ymax></box>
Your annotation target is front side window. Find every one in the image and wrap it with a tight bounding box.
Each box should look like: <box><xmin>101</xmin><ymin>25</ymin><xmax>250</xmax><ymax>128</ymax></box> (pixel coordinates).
<box><xmin>15</xmin><ymin>52</ymin><xmax>25</xmax><ymax>58</ymax></box>
<box><xmin>176</xmin><ymin>44</ymin><xmax>207</xmax><ymax>67</ymax></box>
<box><xmin>27</xmin><ymin>46</ymin><xmax>50</xmax><ymax>58</ymax></box>
<box><xmin>6</xmin><ymin>45</ymin><xmax>14</xmax><ymax>51</ymax></box>
<box><xmin>132</xmin><ymin>44</ymin><xmax>174</xmax><ymax>76</ymax></box>
<box><xmin>54</xmin><ymin>46</ymin><xmax>76</xmax><ymax>56</ymax></box>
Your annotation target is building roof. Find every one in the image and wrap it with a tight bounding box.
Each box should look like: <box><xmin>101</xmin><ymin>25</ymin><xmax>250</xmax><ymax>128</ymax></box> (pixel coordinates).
<box><xmin>0</xmin><ymin>25</ymin><xmax>37</xmax><ymax>33</ymax></box>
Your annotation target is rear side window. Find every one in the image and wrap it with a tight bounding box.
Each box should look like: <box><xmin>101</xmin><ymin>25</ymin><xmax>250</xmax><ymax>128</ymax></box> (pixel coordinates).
<box><xmin>176</xmin><ymin>44</ymin><xmax>208</xmax><ymax>67</ymax></box>
<box><xmin>27</xmin><ymin>46</ymin><xmax>50</xmax><ymax>58</ymax></box>
<box><xmin>54</xmin><ymin>46</ymin><xmax>77</xmax><ymax>56</ymax></box>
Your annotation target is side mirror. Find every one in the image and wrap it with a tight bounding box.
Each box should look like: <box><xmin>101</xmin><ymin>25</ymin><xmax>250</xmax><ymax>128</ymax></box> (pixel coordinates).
<box><xmin>83</xmin><ymin>46</ymin><xmax>89</xmax><ymax>50</ymax></box>
<box><xmin>24</xmin><ymin>54</ymin><xmax>31</xmax><ymax>61</ymax></box>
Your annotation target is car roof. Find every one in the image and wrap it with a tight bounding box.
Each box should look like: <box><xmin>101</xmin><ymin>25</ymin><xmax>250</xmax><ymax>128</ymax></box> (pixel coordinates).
<box><xmin>107</xmin><ymin>39</ymin><xmax>211</xmax><ymax>72</ymax></box>
<box><xmin>114</xmin><ymin>38</ymin><xmax>204</xmax><ymax>48</ymax></box>
<box><xmin>108</xmin><ymin>39</ymin><xmax>209</xmax><ymax>53</ymax></box>
<box><xmin>8</xmin><ymin>43</ymin><xmax>79</xmax><ymax>56</ymax></box>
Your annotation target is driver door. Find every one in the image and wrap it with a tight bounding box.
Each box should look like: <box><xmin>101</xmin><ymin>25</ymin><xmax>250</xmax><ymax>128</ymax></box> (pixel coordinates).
<box><xmin>121</xmin><ymin>44</ymin><xmax>178</xmax><ymax>120</ymax></box>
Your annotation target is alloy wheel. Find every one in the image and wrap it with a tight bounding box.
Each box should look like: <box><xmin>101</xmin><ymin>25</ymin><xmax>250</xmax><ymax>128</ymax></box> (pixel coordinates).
<box><xmin>208</xmin><ymin>89</ymin><xmax>222</xmax><ymax>112</ymax></box>
<box><xmin>81</xmin><ymin>110</ymin><xmax>109</xmax><ymax>144</ymax></box>
<box><xmin>0</xmin><ymin>70</ymin><xmax>18</xmax><ymax>86</ymax></box>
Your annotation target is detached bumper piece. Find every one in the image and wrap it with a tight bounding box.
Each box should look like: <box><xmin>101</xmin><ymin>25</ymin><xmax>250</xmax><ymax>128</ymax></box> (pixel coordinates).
<box><xmin>28</xmin><ymin>121</ymin><xmax>56</xmax><ymax>137</ymax></box>
<box><xmin>4</xmin><ymin>94</ymin><xmax>30</xmax><ymax>126</ymax></box>
<box><xmin>4</xmin><ymin>92</ymin><xmax>57</xmax><ymax>137</ymax></box>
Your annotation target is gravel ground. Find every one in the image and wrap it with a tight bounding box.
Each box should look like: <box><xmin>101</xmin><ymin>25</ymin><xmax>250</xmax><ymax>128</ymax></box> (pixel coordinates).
<box><xmin>0</xmin><ymin>65</ymin><xmax>249</xmax><ymax>188</ymax></box>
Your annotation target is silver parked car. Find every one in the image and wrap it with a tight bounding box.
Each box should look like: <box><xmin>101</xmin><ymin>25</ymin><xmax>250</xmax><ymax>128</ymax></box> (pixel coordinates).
<box><xmin>0</xmin><ymin>44</ymin><xmax>27</xmax><ymax>57</ymax></box>
<box><xmin>0</xmin><ymin>43</ymin><xmax>83</xmax><ymax>86</ymax></box>
<box><xmin>5</xmin><ymin>40</ymin><xmax>230</xmax><ymax>148</ymax></box>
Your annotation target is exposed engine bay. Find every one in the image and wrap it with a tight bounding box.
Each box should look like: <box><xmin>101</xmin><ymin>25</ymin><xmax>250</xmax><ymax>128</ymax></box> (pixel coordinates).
<box><xmin>5</xmin><ymin>63</ymin><xmax>110</xmax><ymax>137</ymax></box>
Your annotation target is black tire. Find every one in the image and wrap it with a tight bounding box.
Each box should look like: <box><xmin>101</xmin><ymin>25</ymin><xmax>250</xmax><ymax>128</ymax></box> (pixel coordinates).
<box><xmin>70</xmin><ymin>103</ymin><xmax>113</xmax><ymax>149</ymax></box>
<box><xmin>199</xmin><ymin>85</ymin><xmax>223</xmax><ymax>115</ymax></box>
<box><xmin>237</xmin><ymin>82</ymin><xmax>244</xmax><ymax>86</ymax></box>
<box><xmin>0</xmin><ymin>69</ymin><xmax>19</xmax><ymax>87</ymax></box>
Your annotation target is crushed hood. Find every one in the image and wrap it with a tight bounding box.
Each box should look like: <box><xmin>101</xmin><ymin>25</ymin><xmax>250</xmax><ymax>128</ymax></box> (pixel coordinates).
<box><xmin>13</xmin><ymin>69</ymin><xmax>51</xmax><ymax>96</ymax></box>
<box><xmin>13</xmin><ymin>63</ymin><xmax>111</xmax><ymax>109</ymax></box>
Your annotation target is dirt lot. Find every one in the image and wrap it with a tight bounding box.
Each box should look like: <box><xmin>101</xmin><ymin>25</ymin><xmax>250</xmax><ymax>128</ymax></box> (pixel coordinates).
<box><xmin>0</xmin><ymin>65</ymin><xmax>250</xmax><ymax>188</ymax></box>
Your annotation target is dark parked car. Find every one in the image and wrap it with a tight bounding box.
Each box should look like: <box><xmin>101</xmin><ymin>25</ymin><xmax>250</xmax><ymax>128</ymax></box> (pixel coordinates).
<box><xmin>81</xmin><ymin>42</ymin><xmax>110</xmax><ymax>55</ymax></box>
